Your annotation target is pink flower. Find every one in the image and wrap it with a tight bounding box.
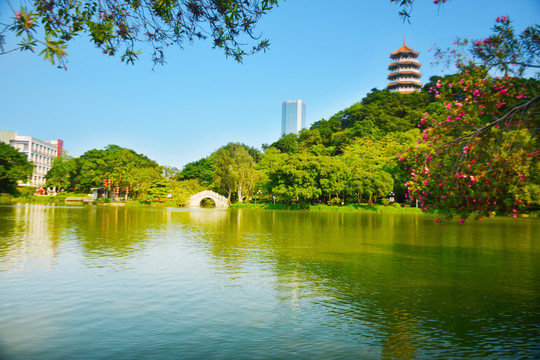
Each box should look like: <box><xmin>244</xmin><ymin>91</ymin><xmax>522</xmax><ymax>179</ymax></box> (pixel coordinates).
<box><xmin>16</xmin><ymin>12</ymin><xmax>21</xmax><ymax>19</ymax></box>
<box><xmin>459</xmin><ymin>218</ymin><xmax>465</xmax><ymax>224</ymax></box>
<box><xmin>27</xmin><ymin>19</ymin><xmax>33</xmax><ymax>24</ymax></box>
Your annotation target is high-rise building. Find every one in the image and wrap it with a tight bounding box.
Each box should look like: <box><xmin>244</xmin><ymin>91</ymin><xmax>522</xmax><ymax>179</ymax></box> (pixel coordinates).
<box><xmin>387</xmin><ymin>40</ymin><xmax>423</xmax><ymax>94</ymax></box>
<box><xmin>282</xmin><ymin>100</ymin><xmax>306</xmax><ymax>135</ymax></box>
<box><xmin>0</xmin><ymin>131</ymin><xmax>64</xmax><ymax>188</ymax></box>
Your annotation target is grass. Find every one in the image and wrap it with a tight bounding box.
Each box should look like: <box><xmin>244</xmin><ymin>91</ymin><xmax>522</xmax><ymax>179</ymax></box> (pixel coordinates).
<box><xmin>230</xmin><ymin>202</ymin><xmax>422</xmax><ymax>214</ymax></box>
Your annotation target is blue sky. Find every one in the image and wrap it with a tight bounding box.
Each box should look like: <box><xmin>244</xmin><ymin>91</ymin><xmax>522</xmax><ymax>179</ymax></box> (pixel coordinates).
<box><xmin>1</xmin><ymin>0</ymin><xmax>539</xmax><ymax>169</ymax></box>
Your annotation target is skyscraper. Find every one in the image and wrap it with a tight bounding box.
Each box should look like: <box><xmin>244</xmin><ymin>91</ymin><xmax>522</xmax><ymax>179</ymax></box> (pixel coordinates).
<box><xmin>281</xmin><ymin>100</ymin><xmax>306</xmax><ymax>135</ymax></box>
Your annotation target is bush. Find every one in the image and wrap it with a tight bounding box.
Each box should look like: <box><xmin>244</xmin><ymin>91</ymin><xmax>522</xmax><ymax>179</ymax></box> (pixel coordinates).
<box><xmin>328</xmin><ymin>197</ymin><xmax>342</xmax><ymax>206</ymax></box>
<box><xmin>17</xmin><ymin>186</ymin><xmax>37</xmax><ymax>197</ymax></box>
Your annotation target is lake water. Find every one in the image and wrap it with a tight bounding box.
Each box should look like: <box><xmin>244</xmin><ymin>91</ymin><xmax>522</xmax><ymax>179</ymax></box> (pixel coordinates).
<box><xmin>0</xmin><ymin>204</ymin><xmax>539</xmax><ymax>359</ymax></box>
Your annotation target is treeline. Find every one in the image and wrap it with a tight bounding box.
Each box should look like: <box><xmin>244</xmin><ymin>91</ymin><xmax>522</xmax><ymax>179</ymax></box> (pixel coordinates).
<box><xmin>45</xmin><ymin>144</ymin><xmax>204</xmax><ymax>206</ymax></box>
<box><xmin>40</xmin><ymin>67</ymin><xmax>537</xmax><ymax>217</ymax></box>
<box><xmin>38</xmin><ymin>88</ymin><xmax>427</xmax><ymax>207</ymax></box>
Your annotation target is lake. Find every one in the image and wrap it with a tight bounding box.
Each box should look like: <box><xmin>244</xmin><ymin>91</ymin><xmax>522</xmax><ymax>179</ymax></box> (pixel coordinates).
<box><xmin>0</xmin><ymin>204</ymin><xmax>539</xmax><ymax>359</ymax></box>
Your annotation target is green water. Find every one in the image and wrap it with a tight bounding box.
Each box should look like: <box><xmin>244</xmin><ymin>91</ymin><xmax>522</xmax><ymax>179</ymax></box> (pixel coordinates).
<box><xmin>0</xmin><ymin>204</ymin><xmax>538</xmax><ymax>359</ymax></box>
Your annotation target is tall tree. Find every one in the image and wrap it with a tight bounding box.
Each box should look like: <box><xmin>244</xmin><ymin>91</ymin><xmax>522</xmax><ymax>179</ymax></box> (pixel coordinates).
<box><xmin>213</xmin><ymin>142</ymin><xmax>258</xmax><ymax>202</ymax></box>
<box><xmin>178</xmin><ymin>157</ymin><xmax>215</xmax><ymax>185</ymax></box>
<box><xmin>0</xmin><ymin>142</ymin><xmax>34</xmax><ymax>193</ymax></box>
<box><xmin>45</xmin><ymin>156</ymin><xmax>77</xmax><ymax>190</ymax></box>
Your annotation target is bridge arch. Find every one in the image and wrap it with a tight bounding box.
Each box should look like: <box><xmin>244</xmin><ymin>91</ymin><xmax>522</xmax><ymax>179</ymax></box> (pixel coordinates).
<box><xmin>188</xmin><ymin>190</ymin><xmax>229</xmax><ymax>209</ymax></box>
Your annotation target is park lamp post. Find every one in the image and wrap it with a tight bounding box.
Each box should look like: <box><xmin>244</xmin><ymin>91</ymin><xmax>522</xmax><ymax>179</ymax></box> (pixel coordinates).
<box><xmin>257</xmin><ymin>190</ymin><xmax>262</xmax><ymax>203</ymax></box>
<box><xmin>388</xmin><ymin>191</ymin><xmax>395</xmax><ymax>205</ymax></box>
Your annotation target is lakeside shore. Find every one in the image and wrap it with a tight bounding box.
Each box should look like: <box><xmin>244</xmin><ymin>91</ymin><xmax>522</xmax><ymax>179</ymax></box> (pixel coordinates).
<box><xmin>2</xmin><ymin>194</ymin><xmax>538</xmax><ymax>218</ymax></box>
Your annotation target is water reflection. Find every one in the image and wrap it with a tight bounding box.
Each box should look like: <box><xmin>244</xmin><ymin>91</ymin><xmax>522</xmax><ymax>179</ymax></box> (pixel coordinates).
<box><xmin>168</xmin><ymin>209</ymin><xmax>540</xmax><ymax>359</ymax></box>
<box><xmin>0</xmin><ymin>204</ymin><xmax>63</xmax><ymax>272</ymax></box>
<box><xmin>0</xmin><ymin>205</ymin><xmax>538</xmax><ymax>359</ymax></box>
<box><xmin>71</xmin><ymin>206</ymin><xmax>164</xmax><ymax>258</ymax></box>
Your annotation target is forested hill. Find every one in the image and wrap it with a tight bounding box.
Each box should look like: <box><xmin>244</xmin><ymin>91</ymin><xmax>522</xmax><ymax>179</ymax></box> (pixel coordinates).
<box><xmin>266</xmin><ymin>87</ymin><xmax>434</xmax><ymax>156</ymax></box>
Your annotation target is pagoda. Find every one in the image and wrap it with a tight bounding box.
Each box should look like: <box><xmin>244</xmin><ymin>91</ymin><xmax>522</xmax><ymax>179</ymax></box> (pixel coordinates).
<box><xmin>387</xmin><ymin>39</ymin><xmax>422</xmax><ymax>94</ymax></box>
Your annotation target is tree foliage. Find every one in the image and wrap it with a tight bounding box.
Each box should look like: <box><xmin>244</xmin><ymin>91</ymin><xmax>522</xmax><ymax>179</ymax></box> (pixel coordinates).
<box><xmin>1</xmin><ymin>0</ymin><xmax>278</xmax><ymax>67</ymax></box>
<box><xmin>178</xmin><ymin>156</ymin><xmax>214</xmax><ymax>185</ymax></box>
<box><xmin>0</xmin><ymin>142</ymin><xmax>34</xmax><ymax>193</ymax></box>
<box><xmin>45</xmin><ymin>156</ymin><xmax>77</xmax><ymax>190</ymax></box>
<box><xmin>1</xmin><ymin>0</ymin><xmax>450</xmax><ymax>68</ymax></box>
<box><xmin>213</xmin><ymin>142</ymin><xmax>259</xmax><ymax>202</ymax></box>
<box><xmin>402</xmin><ymin>17</ymin><xmax>539</xmax><ymax>221</ymax></box>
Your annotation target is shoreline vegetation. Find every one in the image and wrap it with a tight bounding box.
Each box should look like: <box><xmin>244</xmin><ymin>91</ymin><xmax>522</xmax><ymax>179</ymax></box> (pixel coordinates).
<box><xmin>2</xmin><ymin>193</ymin><xmax>537</xmax><ymax>219</ymax></box>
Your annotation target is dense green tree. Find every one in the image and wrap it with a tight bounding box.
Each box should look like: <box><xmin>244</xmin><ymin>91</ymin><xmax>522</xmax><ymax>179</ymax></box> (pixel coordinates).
<box><xmin>169</xmin><ymin>179</ymin><xmax>205</xmax><ymax>207</ymax></box>
<box><xmin>270</xmin><ymin>133</ymin><xmax>299</xmax><ymax>154</ymax></box>
<box><xmin>310</xmin><ymin>117</ymin><xmax>343</xmax><ymax>147</ymax></box>
<box><xmin>178</xmin><ymin>157</ymin><xmax>215</xmax><ymax>185</ymax></box>
<box><xmin>259</xmin><ymin>150</ymin><xmax>322</xmax><ymax>204</ymax></box>
<box><xmin>318</xmin><ymin>156</ymin><xmax>349</xmax><ymax>203</ymax></box>
<box><xmin>0</xmin><ymin>142</ymin><xmax>34</xmax><ymax>193</ymax></box>
<box><xmin>338</xmin><ymin>90</ymin><xmax>429</xmax><ymax>133</ymax></box>
<box><xmin>147</xmin><ymin>176</ymin><xmax>170</xmax><ymax>201</ymax></box>
<box><xmin>73</xmin><ymin>145</ymin><xmax>162</xmax><ymax>200</ymax></box>
<box><xmin>213</xmin><ymin>142</ymin><xmax>259</xmax><ymax>202</ymax></box>
<box><xmin>343</xmin><ymin>136</ymin><xmax>400</xmax><ymax>205</ymax></box>
<box><xmin>45</xmin><ymin>156</ymin><xmax>77</xmax><ymax>190</ymax></box>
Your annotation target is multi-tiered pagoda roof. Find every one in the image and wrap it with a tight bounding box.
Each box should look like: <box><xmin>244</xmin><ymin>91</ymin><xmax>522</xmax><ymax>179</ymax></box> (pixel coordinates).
<box><xmin>387</xmin><ymin>40</ymin><xmax>422</xmax><ymax>94</ymax></box>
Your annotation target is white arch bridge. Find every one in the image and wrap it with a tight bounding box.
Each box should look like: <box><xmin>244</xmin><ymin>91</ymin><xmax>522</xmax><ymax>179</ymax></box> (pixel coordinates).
<box><xmin>188</xmin><ymin>190</ymin><xmax>229</xmax><ymax>209</ymax></box>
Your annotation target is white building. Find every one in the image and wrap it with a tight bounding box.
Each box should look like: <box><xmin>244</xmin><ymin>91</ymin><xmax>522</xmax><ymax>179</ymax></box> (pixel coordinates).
<box><xmin>281</xmin><ymin>100</ymin><xmax>306</xmax><ymax>135</ymax></box>
<box><xmin>0</xmin><ymin>131</ymin><xmax>64</xmax><ymax>187</ymax></box>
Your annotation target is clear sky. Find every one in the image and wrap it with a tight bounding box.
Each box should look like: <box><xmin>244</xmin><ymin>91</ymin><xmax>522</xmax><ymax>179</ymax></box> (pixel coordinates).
<box><xmin>1</xmin><ymin>0</ymin><xmax>539</xmax><ymax>169</ymax></box>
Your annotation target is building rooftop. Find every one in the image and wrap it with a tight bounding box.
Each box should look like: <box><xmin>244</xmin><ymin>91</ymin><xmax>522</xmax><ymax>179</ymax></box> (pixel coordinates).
<box><xmin>390</xmin><ymin>39</ymin><xmax>420</xmax><ymax>57</ymax></box>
